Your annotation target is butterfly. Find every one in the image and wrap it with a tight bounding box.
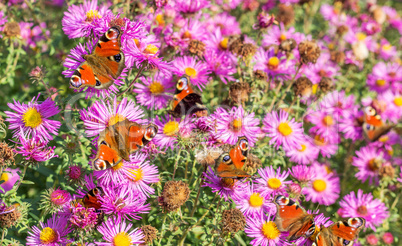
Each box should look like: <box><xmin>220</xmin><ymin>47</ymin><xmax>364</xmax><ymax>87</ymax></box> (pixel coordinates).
<box><xmin>362</xmin><ymin>106</ymin><xmax>394</xmax><ymax>142</ymax></box>
<box><xmin>215</xmin><ymin>137</ymin><xmax>251</xmax><ymax>179</ymax></box>
<box><xmin>82</xmin><ymin>187</ymin><xmax>104</xmax><ymax>210</ymax></box>
<box><xmin>70</xmin><ymin>26</ymin><xmax>125</xmax><ymax>89</ymax></box>
<box><xmin>273</xmin><ymin>195</ymin><xmax>316</xmax><ymax>241</ymax></box>
<box><xmin>93</xmin><ymin>119</ymin><xmax>158</xmax><ymax>171</ymax></box>
<box><xmin>168</xmin><ymin>75</ymin><xmax>207</xmax><ymax>118</ymax></box>
<box><xmin>312</xmin><ymin>217</ymin><xmax>365</xmax><ymax>246</ymax></box>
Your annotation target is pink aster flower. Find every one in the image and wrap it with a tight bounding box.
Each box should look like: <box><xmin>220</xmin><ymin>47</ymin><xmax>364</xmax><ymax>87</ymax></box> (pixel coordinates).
<box><xmin>283</xmin><ymin>137</ymin><xmax>319</xmax><ymax>165</ymax></box>
<box><xmin>378</xmin><ymin>90</ymin><xmax>402</xmax><ymax>123</ymax></box>
<box><xmin>233</xmin><ymin>184</ymin><xmax>276</xmax><ymax>218</ymax></box>
<box><xmin>338</xmin><ymin>109</ymin><xmax>364</xmax><ymax>141</ymax></box>
<box><xmin>383</xmin><ymin>232</ymin><xmax>394</xmax><ymax>244</ymax></box>
<box><xmin>70</xmin><ymin>202</ymin><xmax>98</xmax><ymax>230</ymax></box>
<box><xmin>27</xmin><ymin>214</ymin><xmax>72</xmax><ymax>246</ymax></box>
<box><xmin>14</xmin><ymin>130</ymin><xmax>57</xmax><ymax>163</ymax></box>
<box><xmin>205</xmin><ymin>12</ymin><xmax>241</xmax><ymax>36</ymax></box>
<box><xmin>307</xmin><ymin>109</ymin><xmax>339</xmax><ymax>142</ymax></box>
<box><xmin>339</xmin><ymin>189</ymin><xmax>389</xmax><ymax>231</ymax></box>
<box><xmin>202</xmin><ymin>166</ymin><xmax>248</xmax><ymax>201</ymax></box>
<box><xmin>310</xmin><ymin>132</ymin><xmax>339</xmax><ymax>158</ymax></box>
<box><xmin>19</xmin><ymin>22</ymin><xmax>49</xmax><ymax>51</ymax></box>
<box><xmin>62</xmin><ymin>39</ymin><xmax>128</xmax><ymax>98</ymax></box>
<box><xmin>319</xmin><ymin>90</ymin><xmax>357</xmax><ymax>118</ymax></box>
<box><xmin>80</xmin><ymin>97</ymin><xmax>145</xmax><ymax>137</ymax></box>
<box><xmin>153</xmin><ymin>115</ymin><xmax>181</xmax><ymax>150</ymax></box>
<box><xmin>165</xmin><ymin>18</ymin><xmax>208</xmax><ymax>50</ymax></box>
<box><xmin>304</xmin><ymin>52</ymin><xmax>340</xmax><ymax>84</ymax></box>
<box><xmin>133</xmin><ymin>74</ymin><xmax>175</xmax><ymax>110</ymax></box>
<box><xmin>5</xmin><ymin>95</ymin><xmax>60</xmax><ymax>142</ymax></box>
<box><xmin>378</xmin><ymin>39</ymin><xmax>397</xmax><ymax>61</ymax></box>
<box><xmin>352</xmin><ymin>145</ymin><xmax>386</xmax><ymax>184</ymax></box>
<box><xmin>289</xmin><ymin>165</ymin><xmax>316</xmax><ymax>185</ymax></box>
<box><xmin>61</xmin><ymin>0</ymin><xmax>112</xmax><ymax>39</ymax></box>
<box><xmin>172</xmin><ymin>56</ymin><xmax>210</xmax><ymax>90</ymax></box>
<box><xmin>49</xmin><ymin>188</ymin><xmax>71</xmax><ymax>207</ymax></box>
<box><xmin>263</xmin><ymin>110</ymin><xmax>304</xmax><ymax>150</ymax></box>
<box><xmin>211</xmin><ymin>106</ymin><xmax>261</xmax><ymax>147</ymax></box>
<box><xmin>100</xmin><ymin>183</ymin><xmax>150</xmax><ymax>221</ymax></box>
<box><xmin>303</xmin><ymin>163</ymin><xmax>340</xmax><ymax>205</ymax></box>
<box><xmin>254</xmin><ymin>166</ymin><xmax>291</xmax><ymax>199</ymax></box>
<box><xmin>174</xmin><ymin>0</ymin><xmax>210</xmax><ymax>14</ymax></box>
<box><xmin>0</xmin><ymin>11</ymin><xmax>7</xmax><ymax>35</ymax></box>
<box><xmin>245</xmin><ymin>214</ymin><xmax>290</xmax><ymax>246</ymax></box>
<box><xmin>262</xmin><ymin>23</ymin><xmax>300</xmax><ymax>47</ymax></box>
<box><xmin>0</xmin><ymin>168</ymin><xmax>20</xmax><ymax>194</ymax></box>
<box><xmin>215</xmin><ymin>0</ymin><xmax>241</xmax><ymax>10</ymax></box>
<box><xmin>253</xmin><ymin>47</ymin><xmax>296</xmax><ymax>79</ymax></box>
<box><xmin>366</xmin><ymin>62</ymin><xmax>402</xmax><ymax>93</ymax></box>
<box><xmin>96</xmin><ymin>217</ymin><xmax>144</xmax><ymax>245</ymax></box>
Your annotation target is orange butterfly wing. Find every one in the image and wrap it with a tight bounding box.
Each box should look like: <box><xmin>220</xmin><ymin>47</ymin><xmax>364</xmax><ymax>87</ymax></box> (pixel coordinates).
<box><xmin>215</xmin><ymin>137</ymin><xmax>250</xmax><ymax>179</ymax></box>
<box><xmin>83</xmin><ymin>187</ymin><xmax>103</xmax><ymax>210</ymax></box>
<box><xmin>363</xmin><ymin>107</ymin><xmax>394</xmax><ymax>142</ymax></box>
<box><xmin>313</xmin><ymin>218</ymin><xmax>365</xmax><ymax>246</ymax></box>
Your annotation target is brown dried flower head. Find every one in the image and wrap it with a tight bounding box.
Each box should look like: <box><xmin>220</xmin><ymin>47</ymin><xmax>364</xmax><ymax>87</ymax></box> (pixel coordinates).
<box><xmin>279</xmin><ymin>38</ymin><xmax>297</xmax><ymax>54</ymax></box>
<box><xmin>141</xmin><ymin>225</ymin><xmax>158</xmax><ymax>245</ymax></box>
<box><xmin>3</xmin><ymin>22</ymin><xmax>21</xmax><ymax>38</ymax></box>
<box><xmin>293</xmin><ymin>77</ymin><xmax>313</xmax><ymax>98</ymax></box>
<box><xmin>298</xmin><ymin>40</ymin><xmax>321</xmax><ymax>64</ymax></box>
<box><xmin>0</xmin><ymin>142</ymin><xmax>15</xmax><ymax>167</ymax></box>
<box><xmin>379</xmin><ymin>162</ymin><xmax>395</xmax><ymax>179</ymax></box>
<box><xmin>318</xmin><ymin>77</ymin><xmax>334</xmax><ymax>93</ymax></box>
<box><xmin>229</xmin><ymin>82</ymin><xmax>251</xmax><ymax>105</ymax></box>
<box><xmin>277</xmin><ymin>4</ymin><xmax>295</xmax><ymax>26</ymax></box>
<box><xmin>228</xmin><ymin>35</ymin><xmax>257</xmax><ymax>58</ymax></box>
<box><xmin>330</xmin><ymin>50</ymin><xmax>345</xmax><ymax>64</ymax></box>
<box><xmin>220</xmin><ymin>208</ymin><xmax>246</xmax><ymax>234</ymax></box>
<box><xmin>336</xmin><ymin>25</ymin><xmax>349</xmax><ymax>36</ymax></box>
<box><xmin>254</xmin><ymin>70</ymin><xmax>268</xmax><ymax>81</ymax></box>
<box><xmin>0</xmin><ymin>204</ymin><xmax>21</xmax><ymax>228</ymax></box>
<box><xmin>188</xmin><ymin>40</ymin><xmax>206</xmax><ymax>58</ymax></box>
<box><xmin>159</xmin><ymin>180</ymin><xmax>190</xmax><ymax>212</ymax></box>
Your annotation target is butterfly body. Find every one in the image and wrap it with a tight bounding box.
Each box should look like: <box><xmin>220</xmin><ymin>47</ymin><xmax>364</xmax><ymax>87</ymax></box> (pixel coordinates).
<box><xmin>70</xmin><ymin>26</ymin><xmax>125</xmax><ymax>89</ymax></box>
<box><xmin>312</xmin><ymin>217</ymin><xmax>365</xmax><ymax>246</ymax></box>
<box><xmin>168</xmin><ymin>75</ymin><xmax>207</xmax><ymax>118</ymax></box>
<box><xmin>362</xmin><ymin>106</ymin><xmax>394</xmax><ymax>142</ymax></box>
<box><xmin>93</xmin><ymin>119</ymin><xmax>158</xmax><ymax>171</ymax></box>
<box><xmin>215</xmin><ymin>137</ymin><xmax>250</xmax><ymax>179</ymax></box>
<box><xmin>273</xmin><ymin>195</ymin><xmax>316</xmax><ymax>241</ymax></box>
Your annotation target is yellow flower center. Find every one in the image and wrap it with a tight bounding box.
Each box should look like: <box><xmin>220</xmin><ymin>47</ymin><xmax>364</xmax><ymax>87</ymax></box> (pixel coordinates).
<box><xmin>379</xmin><ymin>135</ymin><xmax>389</xmax><ymax>143</ymax></box>
<box><xmin>267</xmin><ymin>178</ymin><xmax>281</xmax><ymax>190</ymax></box>
<box><xmin>393</xmin><ymin>97</ymin><xmax>402</xmax><ymax>107</ymax></box>
<box><xmin>314</xmin><ymin>135</ymin><xmax>326</xmax><ymax>146</ymax></box>
<box><xmin>113</xmin><ymin>232</ymin><xmax>131</xmax><ymax>246</ymax></box>
<box><xmin>219</xmin><ymin>38</ymin><xmax>228</xmax><ymax>50</ymax></box>
<box><xmin>86</xmin><ymin>10</ymin><xmax>101</xmax><ymax>21</ymax></box>
<box><xmin>112</xmin><ymin>162</ymin><xmax>124</xmax><ymax>171</ymax></box>
<box><xmin>149</xmin><ymin>81</ymin><xmax>165</xmax><ymax>94</ymax></box>
<box><xmin>368</xmin><ymin>158</ymin><xmax>381</xmax><ymax>171</ymax></box>
<box><xmin>249</xmin><ymin>192</ymin><xmax>264</xmax><ymax>207</ymax></box>
<box><xmin>0</xmin><ymin>173</ymin><xmax>9</xmax><ymax>183</ymax></box>
<box><xmin>387</xmin><ymin>146</ymin><xmax>393</xmax><ymax>156</ymax></box>
<box><xmin>312</xmin><ymin>84</ymin><xmax>318</xmax><ymax>94</ymax></box>
<box><xmin>376</xmin><ymin>79</ymin><xmax>386</xmax><ymax>86</ymax></box>
<box><xmin>231</xmin><ymin>118</ymin><xmax>242</xmax><ymax>132</ymax></box>
<box><xmin>185</xmin><ymin>67</ymin><xmax>197</xmax><ymax>77</ymax></box>
<box><xmin>155</xmin><ymin>14</ymin><xmax>165</xmax><ymax>26</ymax></box>
<box><xmin>261</xmin><ymin>221</ymin><xmax>280</xmax><ymax>240</ymax></box>
<box><xmin>40</xmin><ymin>227</ymin><xmax>57</xmax><ymax>244</ymax></box>
<box><xmin>128</xmin><ymin>167</ymin><xmax>143</xmax><ymax>182</ymax></box>
<box><xmin>356</xmin><ymin>32</ymin><xmax>366</xmax><ymax>41</ymax></box>
<box><xmin>108</xmin><ymin>114</ymin><xmax>126</xmax><ymax>126</ymax></box>
<box><xmin>163</xmin><ymin>121</ymin><xmax>179</xmax><ymax>136</ymax></box>
<box><xmin>328</xmin><ymin>42</ymin><xmax>335</xmax><ymax>50</ymax></box>
<box><xmin>267</xmin><ymin>57</ymin><xmax>280</xmax><ymax>69</ymax></box>
<box><xmin>133</xmin><ymin>38</ymin><xmax>140</xmax><ymax>48</ymax></box>
<box><xmin>382</xmin><ymin>44</ymin><xmax>392</xmax><ymax>51</ymax></box>
<box><xmin>23</xmin><ymin>108</ymin><xmax>42</xmax><ymax>128</ymax></box>
<box><xmin>312</xmin><ymin>179</ymin><xmax>327</xmax><ymax>192</ymax></box>
<box><xmin>298</xmin><ymin>144</ymin><xmax>307</xmax><ymax>152</ymax></box>
<box><xmin>322</xmin><ymin>115</ymin><xmax>334</xmax><ymax>126</ymax></box>
<box><xmin>277</xmin><ymin>122</ymin><xmax>292</xmax><ymax>136</ymax></box>
<box><xmin>182</xmin><ymin>30</ymin><xmax>192</xmax><ymax>39</ymax></box>
<box><xmin>144</xmin><ymin>44</ymin><xmax>159</xmax><ymax>55</ymax></box>
<box><xmin>279</xmin><ymin>33</ymin><xmax>287</xmax><ymax>41</ymax></box>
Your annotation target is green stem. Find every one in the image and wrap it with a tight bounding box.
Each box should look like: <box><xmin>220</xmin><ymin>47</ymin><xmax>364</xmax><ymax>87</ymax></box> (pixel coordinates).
<box><xmin>0</xmin><ymin>229</ymin><xmax>5</xmax><ymax>246</ymax></box>
<box><xmin>171</xmin><ymin>148</ymin><xmax>182</xmax><ymax>179</ymax></box>
<box><xmin>275</xmin><ymin>64</ymin><xmax>302</xmax><ymax>108</ymax></box>
<box><xmin>117</xmin><ymin>65</ymin><xmax>145</xmax><ymax>97</ymax></box>
<box><xmin>189</xmin><ymin>170</ymin><xmax>205</xmax><ymax>217</ymax></box>
<box><xmin>13</xmin><ymin>165</ymin><xmax>28</xmax><ymax>192</ymax></box>
<box><xmin>158</xmin><ymin>213</ymin><xmax>168</xmax><ymax>245</ymax></box>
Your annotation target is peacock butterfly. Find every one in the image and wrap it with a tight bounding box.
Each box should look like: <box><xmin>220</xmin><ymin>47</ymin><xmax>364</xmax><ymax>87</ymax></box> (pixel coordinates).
<box><xmin>312</xmin><ymin>217</ymin><xmax>365</xmax><ymax>246</ymax></box>
<box><xmin>215</xmin><ymin>136</ymin><xmax>251</xmax><ymax>179</ymax></box>
<box><xmin>93</xmin><ymin>119</ymin><xmax>158</xmax><ymax>171</ymax></box>
<box><xmin>273</xmin><ymin>195</ymin><xmax>316</xmax><ymax>241</ymax></box>
<box><xmin>82</xmin><ymin>187</ymin><xmax>104</xmax><ymax>210</ymax></box>
<box><xmin>168</xmin><ymin>75</ymin><xmax>207</xmax><ymax>118</ymax></box>
<box><xmin>70</xmin><ymin>26</ymin><xmax>126</xmax><ymax>89</ymax></box>
<box><xmin>362</xmin><ymin>106</ymin><xmax>394</xmax><ymax>142</ymax></box>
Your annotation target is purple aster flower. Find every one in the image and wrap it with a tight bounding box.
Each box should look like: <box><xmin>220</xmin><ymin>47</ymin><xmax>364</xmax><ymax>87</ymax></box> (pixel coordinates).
<box><xmin>211</xmin><ymin>106</ymin><xmax>261</xmax><ymax>147</ymax></box>
<box><xmin>253</xmin><ymin>47</ymin><xmax>296</xmax><ymax>79</ymax></box>
<box><xmin>0</xmin><ymin>11</ymin><xmax>7</xmax><ymax>36</ymax></box>
<box><xmin>303</xmin><ymin>163</ymin><xmax>340</xmax><ymax>206</ymax></box>
<box><xmin>289</xmin><ymin>165</ymin><xmax>316</xmax><ymax>185</ymax></box>
<box><xmin>80</xmin><ymin>97</ymin><xmax>145</xmax><ymax>137</ymax></box>
<box><xmin>165</xmin><ymin>18</ymin><xmax>207</xmax><ymax>51</ymax></box>
<box><xmin>397</xmin><ymin>167</ymin><xmax>402</xmax><ymax>183</ymax></box>
<box><xmin>378</xmin><ymin>39</ymin><xmax>397</xmax><ymax>61</ymax></box>
<box><xmin>205</xmin><ymin>12</ymin><xmax>241</xmax><ymax>36</ymax></box>
<box><xmin>310</xmin><ymin>132</ymin><xmax>339</xmax><ymax>158</ymax></box>
<box><xmin>172</xmin><ymin>56</ymin><xmax>210</xmax><ymax>90</ymax></box>
<box><xmin>319</xmin><ymin>90</ymin><xmax>357</xmax><ymax>118</ymax></box>
<box><xmin>367</xmin><ymin>62</ymin><xmax>402</xmax><ymax>93</ymax></box>
<box><xmin>202</xmin><ymin>166</ymin><xmax>248</xmax><ymax>201</ymax></box>
<box><xmin>61</xmin><ymin>0</ymin><xmax>112</xmax><ymax>39</ymax></box>
<box><xmin>96</xmin><ymin>217</ymin><xmax>144</xmax><ymax>245</ymax></box>
<box><xmin>70</xmin><ymin>202</ymin><xmax>98</xmax><ymax>230</ymax></box>
<box><xmin>215</xmin><ymin>0</ymin><xmax>241</xmax><ymax>10</ymax></box>
<box><xmin>133</xmin><ymin>74</ymin><xmax>175</xmax><ymax>110</ymax></box>
<box><xmin>62</xmin><ymin>39</ymin><xmax>128</xmax><ymax>98</ymax></box>
<box><xmin>5</xmin><ymin>95</ymin><xmax>60</xmax><ymax>141</ymax></box>
<box><xmin>245</xmin><ymin>214</ymin><xmax>291</xmax><ymax>246</ymax></box>
<box><xmin>233</xmin><ymin>184</ymin><xmax>276</xmax><ymax>218</ymax></box>
<box><xmin>27</xmin><ymin>214</ymin><xmax>72</xmax><ymax>246</ymax></box>
<box><xmin>254</xmin><ymin>166</ymin><xmax>291</xmax><ymax>199</ymax></box>
<box><xmin>14</xmin><ymin>130</ymin><xmax>57</xmax><ymax>163</ymax></box>
<box><xmin>253</xmin><ymin>12</ymin><xmax>276</xmax><ymax>30</ymax></box>
<box><xmin>204</xmin><ymin>49</ymin><xmax>236</xmax><ymax>84</ymax></box>
<box><xmin>19</xmin><ymin>22</ymin><xmax>49</xmax><ymax>51</ymax></box>
<box><xmin>339</xmin><ymin>189</ymin><xmax>389</xmax><ymax>231</ymax></box>
<box><xmin>262</xmin><ymin>23</ymin><xmax>301</xmax><ymax>47</ymax></box>
<box><xmin>263</xmin><ymin>110</ymin><xmax>304</xmax><ymax>150</ymax></box>
<box><xmin>339</xmin><ymin>109</ymin><xmax>364</xmax><ymax>141</ymax></box>
<box><xmin>378</xmin><ymin>90</ymin><xmax>402</xmax><ymax>123</ymax></box>
<box><xmin>352</xmin><ymin>145</ymin><xmax>386</xmax><ymax>184</ymax></box>
<box><xmin>307</xmin><ymin>109</ymin><xmax>339</xmax><ymax>142</ymax></box>
<box><xmin>283</xmin><ymin>137</ymin><xmax>319</xmax><ymax>165</ymax></box>
<box><xmin>304</xmin><ymin>52</ymin><xmax>340</xmax><ymax>84</ymax></box>
<box><xmin>153</xmin><ymin>115</ymin><xmax>194</xmax><ymax>150</ymax></box>
<box><xmin>100</xmin><ymin>184</ymin><xmax>150</xmax><ymax>221</ymax></box>
<box><xmin>174</xmin><ymin>0</ymin><xmax>210</xmax><ymax>14</ymax></box>
<box><xmin>0</xmin><ymin>168</ymin><xmax>20</xmax><ymax>194</ymax></box>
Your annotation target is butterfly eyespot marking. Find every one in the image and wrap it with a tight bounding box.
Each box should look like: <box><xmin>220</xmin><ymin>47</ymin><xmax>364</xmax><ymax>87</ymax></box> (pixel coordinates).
<box><xmin>114</xmin><ymin>53</ymin><xmax>122</xmax><ymax>62</ymax></box>
<box><xmin>343</xmin><ymin>239</ymin><xmax>351</xmax><ymax>246</ymax></box>
<box><xmin>366</xmin><ymin>106</ymin><xmax>376</xmax><ymax>116</ymax></box>
<box><xmin>144</xmin><ymin>126</ymin><xmax>157</xmax><ymax>140</ymax></box>
<box><xmin>348</xmin><ymin>217</ymin><xmax>364</xmax><ymax>228</ymax></box>
<box><xmin>106</xmin><ymin>27</ymin><xmax>120</xmax><ymax>40</ymax></box>
<box><xmin>177</xmin><ymin>77</ymin><xmax>188</xmax><ymax>90</ymax></box>
<box><xmin>95</xmin><ymin>79</ymin><xmax>101</xmax><ymax>86</ymax></box>
<box><xmin>70</xmin><ymin>75</ymin><xmax>82</xmax><ymax>88</ymax></box>
<box><xmin>306</xmin><ymin>224</ymin><xmax>316</xmax><ymax>237</ymax></box>
<box><xmin>375</xmin><ymin>115</ymin><xmax>381</xmax><ymax>120</ymax></box>
<box><xmin>239</xmin><ymin>139</ymin><xmax>248</xmax><ymax>151</ymax></box>
<box><xmin>100</xmin><ymin>140</ymin><xmax>107</xmax><ymax>146</ymax></box>
<box><xmin>222</xmin><ymin>154</ymin><xmax>231</xmax><ymax>163</ymax></box>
